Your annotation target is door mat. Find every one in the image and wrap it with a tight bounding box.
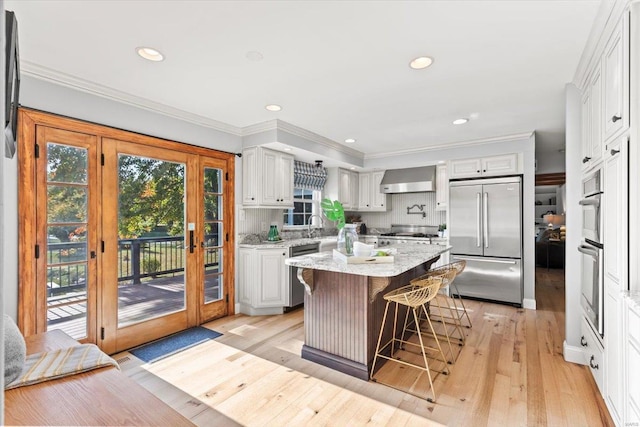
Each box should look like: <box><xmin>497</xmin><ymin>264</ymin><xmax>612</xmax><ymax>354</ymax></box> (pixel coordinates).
<box><xmin>129</xmin><ymin>327</ymin><xmax>222</xmax><ymax>363</ymax></box>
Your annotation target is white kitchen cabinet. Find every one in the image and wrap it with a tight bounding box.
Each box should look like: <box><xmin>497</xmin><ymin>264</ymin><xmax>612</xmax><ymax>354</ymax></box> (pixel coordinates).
<box><xmin>325</xmin><ymin>167</ymin><xmax>359</xmax><ymax>210</ymax></box>
<box><xmin>580</xmin><ymin>315</ymin><xmax>604</xmax><ymax>394</ymax></box>
<box><xmin>448</xmin><ymin>158</ymin><xmax>482</xmax><ymax>179</ymax></box>
<box><xmin>238</xmin><ymin>247</ymin><xmax>289</xmax><ymax>315</ymax></box>
<box><xmin>448</xmin><ymin>154</ymin><xmax>519</xmax><ymax>179</ymax></box>
<box><xmin>580</xmin><ymin>64</ymin><xmax>604</xmax><ymax>172</ymax></box>
<box><xmin>603</xmin><ymin>135</ymin><xmax>628</xmax><ymax>285</ymax></box>
<box><xmin>626</xmin><ymin>299</ymin><xmax>640</xmax><ymax>424</ymax></box>
<box><xmin>242</xmin><ymin>146</ymin><xmax>294</xmax><ymax>208</ymax></box>
<box><xmin>435</xmin><ymin>164</ymin><xmax>448</xmax><ymax>211</ymax></box>
<box><xmin>604</xmin><ymin>278</ymin><xmax>624</xmax><ymax>425</ymax></box>
<box><xmin>358</xmin><ymin>170</ymin><xmax>390</xmax><ymax>212</ymax></box>
<box><xmin>603</xmin><ymin>12</ymin><xmax>629</xmax><ymax>142</ymax></box>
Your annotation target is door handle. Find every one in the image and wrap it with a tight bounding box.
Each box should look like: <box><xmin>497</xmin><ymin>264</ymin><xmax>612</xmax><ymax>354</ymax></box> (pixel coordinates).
<box><xmin>189</xmin><ymin>230</ymin><xmax>196</xmax><ymax>253</ymax></box>
<box><xmin>610</xmin><ymin>148</ymin><xmax>620</xmax><ymax>156</ymax></box>
<box><xmin>611</xmin><ymin>115</ymin><xmax>622</xmax><ymax>123</ymax></box>
<box><xmin>577</xmin><ymin>245</ymin><xmax>598</xmax><ymax>258</ymax></box>
<box><xmin>578</xmin><ymin>199</ymin><xmax>599</xmax><ymax>206</ymax></box>
<box><xmin>483</xmin><ymin>192</ymin><xmax>489</xmax><ymax>248</ymax></box>
<box><xmin>476</xmin><ymin>193</ymin><xmax>481</xmax><ymax>247</ymax></box>
<box><xmin>580</xmin><ymin>336</ymin><xmax>588</xmax><ymax>347</ymax></box>
<box><xmin>453</xmin><ymin>256</ymin><xmax>517</xmax><ymax>265</ymax></box>
<box><xmin>589</xmin><ymin>355</ymin><xmax>599</xmax><ymax>370</ymax></box>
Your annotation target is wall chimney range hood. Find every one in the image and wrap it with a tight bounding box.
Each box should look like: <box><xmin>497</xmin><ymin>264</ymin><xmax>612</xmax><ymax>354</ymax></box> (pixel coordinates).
<box><xmin>379</xmin><ymin>166</ymin><xmax>436</xmax><ymax>194</ymax></box>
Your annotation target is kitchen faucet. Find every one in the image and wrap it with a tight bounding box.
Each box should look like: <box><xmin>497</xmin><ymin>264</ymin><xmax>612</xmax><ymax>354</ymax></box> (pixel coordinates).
<box><xmin>307</xmin><ymin>214</ymin><xmax>325</xmax><ymax>238</ymax></box>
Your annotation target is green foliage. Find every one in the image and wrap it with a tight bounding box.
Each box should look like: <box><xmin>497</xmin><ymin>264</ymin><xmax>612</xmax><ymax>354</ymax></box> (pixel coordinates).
<box><xmin>142</xmin><ymin>257</ymin><xmax>162</xmax><ymax>274</ymax></box>
<box><xmin>321</xmin><ymin>199</ymin><xmax>346</xmax><ymax>229</ymax></box>
<box><xmin>438</xmin><ymin>223</ymin><xmax>447</xmax><ymax>231</ymax></box>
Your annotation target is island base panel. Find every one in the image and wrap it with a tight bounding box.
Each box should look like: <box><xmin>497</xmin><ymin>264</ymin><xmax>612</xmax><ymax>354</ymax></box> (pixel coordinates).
<box><xmin>302</xmin><ymin>345</ymin><xmax>369</xmax><ymax>380</ymax></box>
<box><xmin>303</xmin><ymin>257</ymin><xmax>439</xmax><ymax>379</ymax></box>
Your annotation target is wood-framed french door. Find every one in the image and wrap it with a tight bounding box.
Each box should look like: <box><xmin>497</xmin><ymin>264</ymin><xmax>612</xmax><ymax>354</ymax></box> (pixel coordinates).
<box><xmin>198</xmin><ymin>156</ymin><xmax>233</xmax><ymax>322</ymax></box>
<box><xmin>101</xmin><ymin>138</ymin><xmax>198</xmax><ymax>352</ymax></box>
<box><xmin>33</xmin><ymin>127</ymin><xmax>99</xmax><ymax>343</ymax></box>
<box><xmin>18</xmin><ymin>109</ymin><xmax>235</xmax><ymax>353</ymax></box>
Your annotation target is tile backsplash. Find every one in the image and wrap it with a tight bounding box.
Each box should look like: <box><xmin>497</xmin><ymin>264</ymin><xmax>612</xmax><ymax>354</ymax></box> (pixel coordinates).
<box><xmin>352</xmin><ymin>192</ymin><xmax>445</xmax><ymax>228</ymax></box>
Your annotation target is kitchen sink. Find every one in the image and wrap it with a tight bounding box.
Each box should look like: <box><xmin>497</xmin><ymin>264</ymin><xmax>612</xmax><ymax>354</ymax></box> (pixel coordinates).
<box><xmin>318</xmin><ymin>237</ymin><xmax>338</xmax><ymax>252</ymax></box>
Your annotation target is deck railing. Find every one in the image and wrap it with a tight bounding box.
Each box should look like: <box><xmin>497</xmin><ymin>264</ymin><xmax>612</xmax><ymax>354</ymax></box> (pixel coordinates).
<box><xmin>47</xmin><ymin>235</ymin><xmax>220</xmax><ymax>296</ymax></box>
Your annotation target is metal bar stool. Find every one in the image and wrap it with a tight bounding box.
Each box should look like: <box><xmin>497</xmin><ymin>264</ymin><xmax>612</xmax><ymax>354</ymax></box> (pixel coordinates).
<box><xmin>406</xmin><ymin>268</ymin><xmax>460</xmax><ymax>363</ymax></box>
<box><xmin>370</xmin><ymin>277</ymin><xmax>449</xmax><ymax>403</ymax></box>
<box><xmin>446</xmin><ymin>260</ymin><xmax>473</xmax><ymax>329</ymax></box>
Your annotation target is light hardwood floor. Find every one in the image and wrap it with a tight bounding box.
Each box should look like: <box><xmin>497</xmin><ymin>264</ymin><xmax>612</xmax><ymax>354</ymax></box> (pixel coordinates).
<box><xmin>116</xmin><ymin>268</ymin><xmax>614</xmax><ymax>426</ymax></box>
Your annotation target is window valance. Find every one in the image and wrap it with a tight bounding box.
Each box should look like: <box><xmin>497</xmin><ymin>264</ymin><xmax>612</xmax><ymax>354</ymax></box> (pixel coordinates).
<box><xmin>294</xmin><ymin>160</ymin><xmax>327</xmax><ymax>191</ymax></box>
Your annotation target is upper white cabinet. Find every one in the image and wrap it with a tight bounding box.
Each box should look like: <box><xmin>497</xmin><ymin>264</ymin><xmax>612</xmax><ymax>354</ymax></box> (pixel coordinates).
<box><xmin>603</xmin><ymin>13</ymin><xmax>629</xmax><ymax>142</ymax></box>
<box><xmin>589</xmin><ymin>65</ymin><xmax>604</xmax><ymax>168</ymax></box>
<box><xmin>448</xmin><ymin>153</ymin><xmax>519</xmax><ymax>179</ymax></box>
<box><xmin>435</xmin><ymin>164</ymin><xmax>448</xmax><ymax>211</ymax></box>
<box><xmin>242</xmin><ymin>147</ymin><xmax>294</xmax><ymax>208</ymax></box>
<box><xmin>358</xmin><ymin>170</ymin><xmax>390</xmax><ymax>212</ymax></box>
<box><xmin>325</xmin><ymin>167</ymin><xmax>359</xmax><ymax>210</ymax></box>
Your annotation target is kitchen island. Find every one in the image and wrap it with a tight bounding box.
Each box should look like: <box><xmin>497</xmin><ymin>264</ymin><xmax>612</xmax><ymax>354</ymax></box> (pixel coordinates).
<box><xmin>285</xmin><ymin>244</ymin><xmax>450</xmax><ymax>380</ymax></box>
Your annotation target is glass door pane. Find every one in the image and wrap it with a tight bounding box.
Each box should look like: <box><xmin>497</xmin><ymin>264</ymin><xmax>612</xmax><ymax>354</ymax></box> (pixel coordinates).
<box><xmin>203</xmin><ymin>167</ymin><xmax>223</xmax><ymax>303</ymax></box>
<box><xmin>45</xmin><ymin>144</ymin><xmax>90</xmax><ymax>339</ymax></box>
<box><xmin>117</xmin><ymin>154</ymin><xmax>186</xmax><ymax>327</ymax></box>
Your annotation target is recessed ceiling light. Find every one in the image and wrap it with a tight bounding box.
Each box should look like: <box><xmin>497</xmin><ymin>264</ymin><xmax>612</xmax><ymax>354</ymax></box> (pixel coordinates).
<box><xmin>282</xmin><ymin>147</ymin><xmax>292</xmax><ymax>152</ymax></box>
<box><xmin>409</xmin><ymin>56</ymin><xmax>433</xmax><ymax>70</ymax></box>
<box><xmin>265</xmin><ymin>104</ymin><xmax>282</xmax><ymax>112</ymax></box>
<box><xmin>344</xmin><ymin>138</ymin><xmax>356</xmax><ymax>144</ymax></box>
<box><xmin>136</xmin><ymin>47</ymin><xmax>164</xmax><ymax>62</ymax></box>
<box><xmin>350</xmin><ymin>167</ymin><xmax>357</xmax><ymax>170</ymax></box>
<box><xmin>453</xmin><ymin>118</ymin><xmax>468</xmax><ymax>125</ymax></box>
<box><xmin>246</xmin><ymin>51</ymin><xmax>264</xmax><ymax>61</ymax></box>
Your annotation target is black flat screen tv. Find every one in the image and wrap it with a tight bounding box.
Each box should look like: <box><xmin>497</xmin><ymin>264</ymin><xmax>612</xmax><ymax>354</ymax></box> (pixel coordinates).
<box><xmin>5</xmin><ymin>10</ymin><xmax>20</xmax><ymax>159</ymax></box>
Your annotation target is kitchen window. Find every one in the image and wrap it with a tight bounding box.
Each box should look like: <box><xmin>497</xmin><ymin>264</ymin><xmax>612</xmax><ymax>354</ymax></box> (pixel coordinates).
<box><xmin>283</xmin><ymin>188</ymin><xmax>320</xmax><ymax>228</ymax></box>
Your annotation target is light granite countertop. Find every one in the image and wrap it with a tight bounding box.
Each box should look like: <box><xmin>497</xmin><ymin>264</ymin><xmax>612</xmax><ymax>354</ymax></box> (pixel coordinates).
<box><xmin>238</xmin><ymin>237</ymin><xmax>335</xmax><ymax>249</ymax></box>
<box><xmin>284</xmin><ymin>244</ymin><xmax>451</xmax><ymax>277</ymax></box>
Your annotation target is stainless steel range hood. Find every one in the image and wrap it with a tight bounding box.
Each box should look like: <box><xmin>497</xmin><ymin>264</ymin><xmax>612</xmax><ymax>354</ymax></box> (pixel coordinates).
<box><xmin>379</xmin><ymin>166</ymin><xmax>436</xmax><ymax>193</ymax></box>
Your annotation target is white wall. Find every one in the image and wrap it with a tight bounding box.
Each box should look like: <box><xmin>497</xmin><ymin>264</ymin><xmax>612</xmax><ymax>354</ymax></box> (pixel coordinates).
<box><xmin>536</xmin><ymin>150</ymin><xmax>566</xmax><ymax>174</ymax></box>
<box><xmin>563</xmin><ymin>83</ymin><xmax>583</xmax><ymax>363</ymax></box>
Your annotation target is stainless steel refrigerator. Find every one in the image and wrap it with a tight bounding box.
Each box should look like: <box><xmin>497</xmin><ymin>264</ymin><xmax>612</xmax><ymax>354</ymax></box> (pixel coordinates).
<box><xmin>449</xmin><ymin>176</ymin><xmax>523</xmax><ymax>305</ymax></box>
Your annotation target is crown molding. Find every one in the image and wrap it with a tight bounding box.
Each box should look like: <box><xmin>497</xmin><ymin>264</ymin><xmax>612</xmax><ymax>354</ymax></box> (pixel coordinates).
<box><xmin>21</xmin><ymin>60</ymin><xmax>244</xmax><ymax>136</ymax></box>
<box><xmin>241</xmin><ymin>119</ymin><xmax>364</xmax><ymax>160</ymax></box>
<box><xmin>275</xmin><ymin>120</ymin><xmax>364</xmax><ymax>159</ymax></box>
<box><xmin>241</xmin><ymin>119</ymin><xmax>278</xmax><ymax>135</ymax></box>
<box><xmin>364</xmin><ymin>132</ymin><xmax>534</xmax><ymax>160</ymax></box>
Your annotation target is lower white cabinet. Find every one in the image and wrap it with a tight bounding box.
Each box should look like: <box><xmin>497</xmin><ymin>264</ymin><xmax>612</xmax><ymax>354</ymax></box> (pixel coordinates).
<box><xmin>581</xmin><ymin>315</ymin><xmax>604</xmax><ymax>394</ymax></box>
<box><xmin>604</xmin><ymin>279</ymin><xmax>624</xmax><ymax>424</ymax></box>
<box><xmin>239</xmin><ymin>247</ymin><xmax>289</xmax><ymax>316</ymax></box>
<box><xmin>626</xmin><ymin>298</ymin><xmax>640</xmax><ymax>424</ymax></box>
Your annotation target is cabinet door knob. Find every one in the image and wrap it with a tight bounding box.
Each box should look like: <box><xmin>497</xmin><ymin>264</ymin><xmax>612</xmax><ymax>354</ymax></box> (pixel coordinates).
<box><xmin>476</xmin><ymin>170</ymin><xmax>480</xmax><ymax>173</ymax></box>
<box><xmin>483</xmin><ymin>169</ymin><xmax>486</xmax><ymax>173</ymax></box>
<box><xmin>580</xmin><ymin>336</ymin><xmax>587</xmax><ymax>347</ymax></box>
<box><xmin>612</xmin><ymin>115</ymin><xmax>622</xmax><ymax>123</ymax></box>
<box><xmin>582</xmin><ymin>156</ymin><xmax>591</xmax><ymax>164</ymax></box>
<box><xmin>589</xmin><ymin>355</ymin><xmax>599</xmax><ymax>370</ymax></box>
<box><xmin>610</xmin><ymin>149</ymin><xmax>620</xmax><ymax>156</ymax></box>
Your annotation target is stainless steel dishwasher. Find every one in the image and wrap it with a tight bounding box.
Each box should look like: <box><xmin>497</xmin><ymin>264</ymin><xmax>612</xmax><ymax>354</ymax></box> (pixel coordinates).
<box><xmin>285</xmin><ymin>243</ymin><xmax>319</xmax><ymax>311</ymax></box>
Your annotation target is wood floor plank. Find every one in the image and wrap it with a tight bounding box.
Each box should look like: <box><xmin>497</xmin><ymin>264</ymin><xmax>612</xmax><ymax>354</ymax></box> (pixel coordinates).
<box><xmin>115</xmin><ymin>268</ymin><xmax>614</xmax><ymax>426</ymax></box>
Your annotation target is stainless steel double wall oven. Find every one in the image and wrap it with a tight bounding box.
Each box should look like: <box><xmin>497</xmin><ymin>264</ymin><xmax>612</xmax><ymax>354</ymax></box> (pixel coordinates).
<box><xmin>579</xmin><ymin>168</ymin><xmax>603</xmax><ymax>335</ymax></box>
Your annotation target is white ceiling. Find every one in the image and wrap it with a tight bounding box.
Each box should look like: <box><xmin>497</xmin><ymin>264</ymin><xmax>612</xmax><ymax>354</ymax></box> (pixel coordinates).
<box><xmin>7</xmin><ymin>0</ymin><xmax>600</xmax><ymax>160</ymax></box>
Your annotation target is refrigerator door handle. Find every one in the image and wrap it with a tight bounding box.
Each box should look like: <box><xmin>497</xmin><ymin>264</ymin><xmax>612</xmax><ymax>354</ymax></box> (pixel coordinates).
<box><xmin>476</xmin><ymin>192</ymin><xmax>482</xmax><ymax>247</ymax></box>
<box><xmin>483</xmin><ymin>192</ymin><xmax>489</xmax><ymax>248</ymax></box>
<box><xmin>453</xmin><ymin>256</ymin><xmax>518</xmax><ymax>265</ymax></box>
